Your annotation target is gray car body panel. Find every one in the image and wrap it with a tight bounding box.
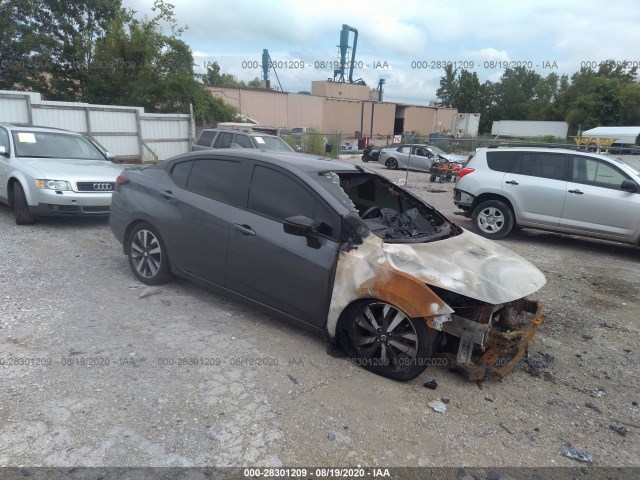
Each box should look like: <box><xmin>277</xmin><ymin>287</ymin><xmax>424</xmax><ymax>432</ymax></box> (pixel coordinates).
<box><xmin>111</xmin><ymin>150</ymin><xmax>546</xmax><ymax>338</ymax></box>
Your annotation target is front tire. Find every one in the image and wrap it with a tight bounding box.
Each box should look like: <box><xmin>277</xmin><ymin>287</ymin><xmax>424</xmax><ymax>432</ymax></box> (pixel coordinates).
<box><xmin>471</xmin><ymin>200</ymin><xmax>514</xmax><ymax>239</ymax></box>
<box><xmin>361</xmin><ymin>155</ymin><xmax>368</xmax><ymax>162</ymax></box>
<box><xmin>127</xmin><ymin>223</ymin><xmax>172</xmax><ymax>285</ymax></box>
<box><xmin>339</xmin><ymin>300</ymin><xmax>435</xmax><ymax>381</ymax></box>
<box><xmin>385</xmin><ymin>158</ymin><xmax>398</xmax><ymax>170</ymax></box>
<box><xmin>13</xmin><ymin>183</ymin><xmax>36</xmax><ymax>225</ymax></box>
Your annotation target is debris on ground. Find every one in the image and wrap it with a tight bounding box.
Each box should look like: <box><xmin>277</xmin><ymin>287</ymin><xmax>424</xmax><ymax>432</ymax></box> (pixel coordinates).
<box><xmin>585</xmin><ymin>402</ymin><xmax>602</xmax><ymax>414</ymax></box>
<box><xmin>428</xmin><ymin>400</ymin><xmax>447</xmax><ymax>413</ymax></box>
<box><xmin>499</xmin><ymin>422</ymin><xmax>513</xmax><ymax>434</ymax></box>
<box><xmin>287</xmin><ymin>374</ymin><xmax>299</xmax><ymax>385</ymax></box>
<box><xmin>423</xmin><ymin>379</ymin><xmax>438</xmax><ymax>390</ymax></box>
<box><xmin>562</xmin><ymin>443</ymin><xmax>594</xmax><ymax>463</ymax></box>
<box><xmin>524</xmin><ymin>351</ymin><xmax>555</xmax><ymax>377</ymax></box>
<box><xmin>609</xmin><ymin>424</ymin><xmax>628</xmax><ymax>437</ymax></box>
<box><xmin>138</xmin><ymin>287</ymin><xmax>162</xmax><ymax>299</ymax></box>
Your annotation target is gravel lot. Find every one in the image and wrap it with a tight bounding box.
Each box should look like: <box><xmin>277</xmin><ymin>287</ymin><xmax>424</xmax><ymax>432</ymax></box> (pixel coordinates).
<box><xmin>0</xmin><ymin>153</ymin><xmax>638</xmax><ymax>468</ymax></box>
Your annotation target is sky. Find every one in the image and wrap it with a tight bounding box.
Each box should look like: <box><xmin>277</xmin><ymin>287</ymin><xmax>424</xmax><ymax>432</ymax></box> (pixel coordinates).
<box><xmin>123</xmin><ymin>0</ymin><xmax>640</xmax><ymax>105</ymax></box>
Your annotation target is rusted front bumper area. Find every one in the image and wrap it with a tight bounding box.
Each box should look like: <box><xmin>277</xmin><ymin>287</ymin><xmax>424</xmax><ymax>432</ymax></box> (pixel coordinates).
<box><xmin>432</xmin><ymin>299</ymin><xmax>544</xmax><ymax>381</ymax></box>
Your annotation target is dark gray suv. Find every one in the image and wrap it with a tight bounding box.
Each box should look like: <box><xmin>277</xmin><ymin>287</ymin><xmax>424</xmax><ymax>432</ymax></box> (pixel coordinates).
<box><xmin>110</xmin><ymin>150</ymin><xmax>546</xmax><ymax>382</ymax></box>
<box><xmin>193</xmin><ymin>128</ymin><xmax>293</xmax><ymax>152</ymax></box>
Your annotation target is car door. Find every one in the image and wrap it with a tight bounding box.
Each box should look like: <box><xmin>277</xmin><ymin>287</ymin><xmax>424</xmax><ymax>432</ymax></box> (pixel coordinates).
<box><xmin>502</xmin><ymin>152</ymin><xmax>568</xmax><ymax>226</ymax></box>
<box><xmin>226</xmin><ymin>163</ymin><xmax>341</xmax><ymax>328</ymax></box>
<box><xmin>395</xmin><ymin>146</ymin><xmax>410</xmax><ymax>168</ymax></box>
<box><xmin>412</xmin><ymin>146</ymin><xmax>431</xmax><ymax>171</ymax></box>
<box><xmin>560</xmin><ymin>155</ymin><xmax>640</xmax><ymax>239</ymax></box>
<box><xmin>158</xmin><ymin>157</ymin><xmax>243</xmax><ymax>286</ymax></box>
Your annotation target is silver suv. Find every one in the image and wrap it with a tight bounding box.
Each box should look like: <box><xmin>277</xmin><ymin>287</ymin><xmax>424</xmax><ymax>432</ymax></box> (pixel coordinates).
<box><xmin>193</xmin><ymin>128</ymin><xmax>293</xmax><ymax>152</ymax></box>
<box><xmin>0</xmin><ymin>124</ymin><xmax>123</xmax><ymax>224</ymax></box>
<box><xmin>454</xmin><ymin>145</ymin><xmax>640</xmax><ymax>245</ymax></box>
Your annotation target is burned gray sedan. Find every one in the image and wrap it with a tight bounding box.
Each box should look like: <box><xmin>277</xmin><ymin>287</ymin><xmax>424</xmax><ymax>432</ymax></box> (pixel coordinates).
<box><xmin>110</xmin><ymin>150</ymin><xmax>546</xmax><ymax>381</ymax></box>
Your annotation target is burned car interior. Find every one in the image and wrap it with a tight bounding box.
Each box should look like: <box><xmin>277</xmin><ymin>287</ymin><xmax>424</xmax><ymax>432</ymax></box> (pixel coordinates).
<box><xmin>319</xmin><ymin>171</ymin><xmax>460</xmax><ymax>243</ymax></box>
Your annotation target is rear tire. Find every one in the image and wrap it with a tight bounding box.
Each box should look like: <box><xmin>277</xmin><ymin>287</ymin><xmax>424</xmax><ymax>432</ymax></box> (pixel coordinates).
<box><xmin>429</xmin><ymin>174</ymin><xmax>437</xmax><ymax>182</ymax></box>
<box><xmin>127</xmin><ymin>223</ymin><xmax>173</xmax><ymax>285</ymax></box>
<box><xmin>471</xmin><ymin>200</ymin><xmax>514</xmax><ymax>239</ymax></box>
<box><xmin>13</xmin><ymin>183</ymin><xmax>36</xmax><ymax>225</ymax></box>
<box><xmin>385</xmin><ymin>158</ymin><xmax>398</xmax><ymax>170</ymax></box>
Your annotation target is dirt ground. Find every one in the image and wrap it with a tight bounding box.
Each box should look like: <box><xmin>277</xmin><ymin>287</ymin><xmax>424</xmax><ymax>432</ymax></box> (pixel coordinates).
<box><xmin>0</xmin><ymin>153</ymin><xmax>638</xmax><ymax>469</ymax></box>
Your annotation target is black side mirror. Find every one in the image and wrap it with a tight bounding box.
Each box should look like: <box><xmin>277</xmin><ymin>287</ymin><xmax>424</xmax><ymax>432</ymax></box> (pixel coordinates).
<box><xmin>621</xmin><ymin>179</ymin><xmax>638</xmax><ymax>193</ymax></box>
<box><xmin>283</xmin><ymin>215</ymin><xmax>320</xmax><ymax>248</ymax></box>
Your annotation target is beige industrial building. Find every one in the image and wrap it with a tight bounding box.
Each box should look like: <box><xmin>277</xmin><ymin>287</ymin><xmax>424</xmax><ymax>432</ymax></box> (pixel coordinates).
<box><xmin>208</xmin><ymin>81</ymin><xmax>460</xmax><ymax>142</ymax></box>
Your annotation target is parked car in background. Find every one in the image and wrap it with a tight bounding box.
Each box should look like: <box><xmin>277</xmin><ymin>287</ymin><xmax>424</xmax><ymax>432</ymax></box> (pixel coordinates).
<box><xmin>193</xmin><ymin>128</ymin><xmax>293</xmax><ymax>152</ymax></box>
<box><xmin>454</xmin><ymin>145</ymin><xmax>640</xmax><ymax>244</ymax></box>
<box><xmin>0</xmin><ymin>124</ymin><xmax>122</xmax><ymax>224</ymax></box>
<box><xmin>110</xmin><ymin>149</ymin><xmax>546</xmax><ymax>382</ymax></box>
<box><xmin>378</xmin><ymin>144</ymin><xmax>465</xmax><ymax>171</ymax></box>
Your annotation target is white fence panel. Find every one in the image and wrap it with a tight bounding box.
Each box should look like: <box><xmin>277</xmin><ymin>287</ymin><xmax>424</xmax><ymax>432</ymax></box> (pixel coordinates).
<box><xmin>0</xmin><ymin>90</ymin><xmax>193</xmax><ymax>161</ymax></box>
<box><xmin>0</xmin><ymin>94</ymin><xmax>30</xmax><ymax>123</ymax></box>
<box><xmin>32</xmin><ymin>106</ymin><xmax>88</xmax><ymax>132</ymax></box>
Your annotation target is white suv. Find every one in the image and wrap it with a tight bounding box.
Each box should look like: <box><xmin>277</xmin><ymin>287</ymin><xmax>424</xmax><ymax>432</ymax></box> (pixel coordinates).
<box><xmin>453</xmin><ymin>146</ymin><xmax>640</xmax><ymax>245</ymax></box>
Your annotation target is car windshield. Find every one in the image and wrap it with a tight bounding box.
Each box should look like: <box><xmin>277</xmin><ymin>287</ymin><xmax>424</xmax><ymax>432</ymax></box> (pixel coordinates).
<box><xmin>427</xmin><ymin>146</ymin><xmax>447</xmax><ymax>157</ymax></box>
<box><xmin>611</xmin><ymin>156</ymin><xmax>639</xmax><ymax>175</ymax></box>
<box><xmin>252</xmin><ymin>135</ymin><xmax>294</xmax><ymax>151</ymax></box>
<box><xmin>12</xmin><ymin>131</ymin><xmax>107</xmax><ymax>160</ymax></box>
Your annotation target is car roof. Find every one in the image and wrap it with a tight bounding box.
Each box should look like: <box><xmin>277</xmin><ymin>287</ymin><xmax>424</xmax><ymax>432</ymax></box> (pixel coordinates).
<box><xmin>0</xmin><ymin>124</ymin><xmax>81</xmax><ymax>134</ymax></box>
<box><xmin>481</xmin><ymin>145</ymin><xmax>622</xmax><ymax>160</ymax></box>
<box><xmin>200</xmin><ymin>127</ymin><xmax>278</xmax><ymax>138</ymax></box>
<box><xmin>165</xmin><ymin>149</ymin><xmax>361</xmax><ymax>174</ymax></box>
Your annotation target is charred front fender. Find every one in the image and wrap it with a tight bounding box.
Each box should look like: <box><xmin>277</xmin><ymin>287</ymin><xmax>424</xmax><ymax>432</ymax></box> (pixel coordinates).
<box><xmin>326</xmin><ymin>235</ymin><xmax>453</xmax><ymax>339</ymax></box>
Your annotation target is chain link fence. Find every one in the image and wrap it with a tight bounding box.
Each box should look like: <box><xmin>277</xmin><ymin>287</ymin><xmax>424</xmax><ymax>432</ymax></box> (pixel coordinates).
<box><xmin>281</xmin><ymin>131</ymin><xmax>342</xmax><ymax>159</ymax></box>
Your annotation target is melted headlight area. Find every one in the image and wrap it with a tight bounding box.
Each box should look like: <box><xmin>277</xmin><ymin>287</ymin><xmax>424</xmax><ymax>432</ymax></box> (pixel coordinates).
<box><xmin>426</xmin><ymin>287</ymin><xmax>544</xmax><ymax>381</ymax></box>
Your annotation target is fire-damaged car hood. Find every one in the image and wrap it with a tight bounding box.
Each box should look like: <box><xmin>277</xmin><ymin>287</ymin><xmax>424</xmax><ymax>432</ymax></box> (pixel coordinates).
<box><xmin>382</xmin><ymin>229</ymin><xmax>547</xmax><ymax>305</ymax></box>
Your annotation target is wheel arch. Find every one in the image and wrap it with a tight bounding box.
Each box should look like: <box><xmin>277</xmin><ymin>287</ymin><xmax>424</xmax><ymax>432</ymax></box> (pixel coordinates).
<box><xmin>330</xmin><ymin>268</ymin><xmax>454</xmax><ymax>341</ymax></box>
<box><xmin>7</xmin><ymin>175</ymin><xmax>36</xmax><ymax>208</ymax></box>
<box><xmin>472</xmin><ymin>193</ymin><xmax>517</xmax><ymax>221</ymax></box>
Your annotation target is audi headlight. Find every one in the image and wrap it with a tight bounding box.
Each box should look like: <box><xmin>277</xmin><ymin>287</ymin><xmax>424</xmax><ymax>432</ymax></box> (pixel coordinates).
<box><xmin>35</xmin><ymin>179</ymin><xmax>72</xmax><ymax>191</ymax></box>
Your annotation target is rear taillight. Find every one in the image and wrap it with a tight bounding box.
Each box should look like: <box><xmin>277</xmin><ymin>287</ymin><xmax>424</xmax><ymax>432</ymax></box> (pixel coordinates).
<box><xmin>456</xmin><ymin>167</ymin><xmax>475</xmax><ymax>181</ymax></box>
<box><xmin>115</xmin><ymin>175</ymin><xmax>128</xmax><ymax>190</ymax></box>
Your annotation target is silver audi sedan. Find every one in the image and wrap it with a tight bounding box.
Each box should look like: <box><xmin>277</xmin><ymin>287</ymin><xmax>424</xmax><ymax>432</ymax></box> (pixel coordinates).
<box><xmin>0</xmin><ymin>124</ymin><xmax>123</xmax><ymax>224</ymax></box>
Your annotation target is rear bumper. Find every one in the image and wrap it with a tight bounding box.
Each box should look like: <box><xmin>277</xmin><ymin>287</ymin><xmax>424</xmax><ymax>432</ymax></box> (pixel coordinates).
<box><xmin>431</xmin><ymin>298</ymin><xmax>544</xmax><ymax>381</ymax></box>
<box><xmin>453</xmin><ymin>188</ymin><xmax>475</xmax><ymax>209</ymax></box>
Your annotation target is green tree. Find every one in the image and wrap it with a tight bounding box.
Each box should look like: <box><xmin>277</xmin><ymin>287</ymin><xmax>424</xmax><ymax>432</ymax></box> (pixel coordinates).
<box><xmin>201</xmin><ymin>61</ymin><xmax>248</xmax><ymax>88</ymax></box>
<box><xmin>435</xmin><ymin>64</ymin><xmax>457</xmax><ymax>107</ymax></box>
<box><xmin>0</xmin><ymin>0</ymin><xmax>50</xmax><ymax>91</ymax></box>
<box><xmin>453</xmin><ymin>70</ymin><xmax>481</xmax><ymax>112</ymax></box>
<box><xmin>39</xmin><ymin>0</ymin><xmax>126</xmax><ymax>100</ymax></box>
<box><xmin>85</xmin><ymin>1</ymin><xmax>235</xmax><ymax>124</ymax></box>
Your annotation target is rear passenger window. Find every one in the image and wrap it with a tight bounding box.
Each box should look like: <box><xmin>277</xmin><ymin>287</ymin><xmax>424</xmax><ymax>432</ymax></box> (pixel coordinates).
<box><xmin>248</xmin><ymin>166</ymin><xmax>315</xmax><ymax>221</ymax></box>
<box><xmin>233</xmin><ymin>134</ymin><xmax>253</xmax><ymax>148</ymax></box>
<box><xmin>486</xmin><ymin>151</ymin><xmax>518</xmax><ymax>172</ymax></box>
<box><xmin>170</xmin><ymin>161</ymin><xmax>193</xmax><ymax>188</ymax></box>
<box><xmin>186</xmin><ymin>159</ymin><xmax>240</xmax><ymax>203</ymax></box>
<box><xmin>518</xmin><ymin>153</ymin><xmax>567</xmax><ymax>180</ymax></box>
<box><xmin>572</xmin><ymin>156</ymin><xmax>629</xmax><ymax>189</ymax></box>
<box><xmin>214</xmin><ymin>132</ymin><xmax>233</xmax><ymax>148</ymax></box>
<box><xmin>196</xmin><ymin>130</ymin><xmax>216</xmax><ymax>147</ymax></box>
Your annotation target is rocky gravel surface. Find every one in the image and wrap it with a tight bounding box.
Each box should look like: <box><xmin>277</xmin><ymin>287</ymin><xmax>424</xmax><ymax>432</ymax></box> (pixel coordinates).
<box><xmin>0</xmin><ymin>154</ymin><xmax>638</xmax><ymax>468</ymax></box>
